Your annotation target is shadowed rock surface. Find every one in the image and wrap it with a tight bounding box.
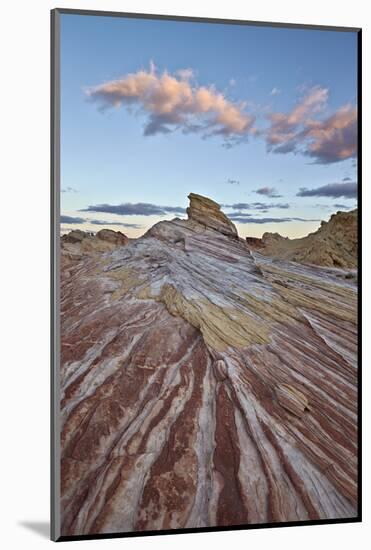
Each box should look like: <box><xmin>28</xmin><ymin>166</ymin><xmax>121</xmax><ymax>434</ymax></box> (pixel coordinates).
<box><xmin>96</xmin><ymin>228</ymin><xmax>129</xmax><ymax>246</ymax></box>
<box><xmin>60</xmin><ymin>194</ymin><xmax>358</xmax><ymax>536</ymax></box>
<box><xmin>246</xmin><ymin>209</ymin><xmax>357</xmax><ymax>269</ymax></box>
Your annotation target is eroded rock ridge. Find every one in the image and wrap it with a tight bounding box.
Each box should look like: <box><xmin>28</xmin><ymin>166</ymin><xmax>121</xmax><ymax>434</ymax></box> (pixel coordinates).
<box><xmin>246</xmin><ymin>209</ymin><xmax>357</xmax><ymax>269</ymax></box>
<box><xmin>60</xmin><ymin>194</ymin><xmax>358</xmax><ymax>536</ymax></box>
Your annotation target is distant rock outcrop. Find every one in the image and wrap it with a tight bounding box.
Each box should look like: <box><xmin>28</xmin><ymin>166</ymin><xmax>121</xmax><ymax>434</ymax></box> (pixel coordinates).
<box><xmin>245</xmin><ymin>236</ymin><xmax>265</xmax><ymax>249</ymax></box>
<box><xmin>61</xmin><ymin>228</ymin><xmax>128</xmax><ymax>269</ymax></box>
<box><xmin>61</xmin><ymin>229</ymin><xmax>90</xmax><ymax>244</ymax></box>
<box><xmin>96</xmin><ymin>228</ymin><xmax>128</xmax><ymax>246</ymax></box>
<box><xmin>247</xmin><ymin>209</ymin><xmax>357</xmax><ymax>269</ymax></box>
<box><xmin>60</xmin><ymin>194</ymin><xmax>358</xmax><ymax>536</ymax></box>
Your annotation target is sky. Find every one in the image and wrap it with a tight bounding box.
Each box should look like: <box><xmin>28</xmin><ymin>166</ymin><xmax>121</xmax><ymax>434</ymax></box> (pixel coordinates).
<box><xmin>60</xmin><ymin>13</ymin><xmax>358</xmax><ymax>239</ymax></box>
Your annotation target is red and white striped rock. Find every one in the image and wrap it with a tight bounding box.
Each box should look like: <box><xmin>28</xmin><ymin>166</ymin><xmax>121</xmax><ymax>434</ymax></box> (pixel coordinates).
<box><xmin>60</xmin><ymin>195</ymin><xmax>358</xmax><ymax>536</ymax></box>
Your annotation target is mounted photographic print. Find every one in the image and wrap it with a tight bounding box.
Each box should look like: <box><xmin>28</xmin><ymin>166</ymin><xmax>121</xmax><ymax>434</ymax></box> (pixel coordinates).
<box><xmin>51</xmin><ymin>8</ymin><xmax>361</xmax><ymax>542</ymax></box>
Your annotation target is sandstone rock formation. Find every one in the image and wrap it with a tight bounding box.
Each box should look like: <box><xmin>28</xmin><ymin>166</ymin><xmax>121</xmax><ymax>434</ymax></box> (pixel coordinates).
<box><xmin>245</xmin><ymin>236</ymin><xmax>265</xmax><ymax>249</ymax></box>
<box><xmin>60</xmin><ymin>194</ymin><xmax>358</xmax><ymax>536</ymax></box>
<box><xmin>62</xmin><ymin>229</ymin><xmax>91</xmax><ymax>244</ymax></box>
<box><xmin>187</xmin><ymin>192</ymin><xmax>238</xmax><ymax>237</ymax></box>
<box><xmin>96</xmin><ymin>228</ymin><xmax>129</xmax><ymax>246</ymax></box>
<box><xmin>246</xmin><ymin>209</ymin><xmax>357</xmax><ymax>269</ymax></box>
<box><xmin>61</xmin><ymin>228</ymin><xmax>129</xmax><ymax>269</ymax></box>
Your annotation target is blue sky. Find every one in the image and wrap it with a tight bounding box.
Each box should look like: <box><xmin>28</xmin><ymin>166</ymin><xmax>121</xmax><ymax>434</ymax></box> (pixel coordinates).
<box><xmin>60</xmin><ymin>14</ymin><xmax>358</xmax><ymax>238</ymax></box>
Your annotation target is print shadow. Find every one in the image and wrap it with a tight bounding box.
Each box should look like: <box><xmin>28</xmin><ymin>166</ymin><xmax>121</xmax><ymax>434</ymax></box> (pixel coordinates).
<box><xmin>18</xmin><ymin>521</ymin><xmax>49</xmax><ymax>539</ymax></box>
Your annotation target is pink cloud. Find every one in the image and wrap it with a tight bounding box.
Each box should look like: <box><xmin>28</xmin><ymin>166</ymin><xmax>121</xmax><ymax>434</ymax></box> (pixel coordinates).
<box><xmin>265</xmin><ymin>86</ymin><xmax>357</xmax><ymax>163</ymax></box>
<box><xmin>303</xmin><ymin>104</ymin><xmax>357</xmax><ymax>163</ymax></box>
<box><xmin>87</xmin><ymin>69</ymin><xmax>357</xmax><ymax>163</ymax></box>
<box><xmin>87</xmin><ymin>65</ymin><xmax>255</xmax><ymax>141</ymax></box>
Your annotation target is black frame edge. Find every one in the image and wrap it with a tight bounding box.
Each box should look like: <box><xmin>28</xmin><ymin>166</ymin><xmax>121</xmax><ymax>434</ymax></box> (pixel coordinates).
<box><xmin>57</xmin><ymin>517</ymin><xmax>361</xmax><ymax>543</ymax></box>
<box><xmin>356</xmin><ymin>27</ymin><xmax>362</xmax><ymax>523</ymax></box>
<box><xmin>51</xmin><ymin>7</ymin><xmax>61</xmax><ymax>543</ymax></box>
<box><xmin>50</xmin><ymin>7</ymin><xmax>55</xmax><ymax>542</ymax></box>
<box><xmin>53</xmin><ymin>7</ymin><xmax>361</xmax><ymax>32</ymax></box>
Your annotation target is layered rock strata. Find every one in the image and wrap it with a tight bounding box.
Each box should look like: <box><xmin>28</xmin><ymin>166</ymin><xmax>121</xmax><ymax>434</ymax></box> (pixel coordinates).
<box><xmin>60</xmin><ymin>194</ymin><xmax>358</xmax><ymax>536</ymax></box>
<box><xmin>187</xmin><ymin>193</ymin><xmax>238</xmax><ymax>237</ymax></box>
<box><xmin>61</xmin><ymin>228</ymin><xmax>129</xmax><ymax>270</ymax></box>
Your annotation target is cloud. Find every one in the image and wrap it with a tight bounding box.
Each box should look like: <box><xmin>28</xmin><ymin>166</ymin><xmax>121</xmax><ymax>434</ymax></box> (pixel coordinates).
<box><xmin>86</xmin><ymin>69</ymin><xmax>357</xmax><ymax>158</ymax></box>
<box><xmin>86</xmin><ymin>64</ymin><xmax>255</xmax><ymax>142</ymax></box>
<box><xmin>61</xmin><ymin>187</ymin><xmax>78</xmax><ymax>193</ymax></box>
<box><xmin>229</xmin><ymin>215</ymin><xmax>319</xmax><ymax>224</ymax></box>
<box><xmin>89</xmin><ymin>219</ymin><xmax>141</xmax><ymax>228</ymax></box>
<box><xmin>342</xmin><ymin>177</ymin><xmax>352</xmax><ymax>182</ymax></box>
<box><xmin>266</xmin><ymin>86</ymin><xmax>328</xmax><ymax>153</ymax></box>
<box><xmin>80</xmin><ymin>202</ymin><xmax>186</xmax><ymax>216</ymax></box>
<box><xmin>255</xmin><ymin>186</ymin><xmax>282</xmax><ymax>198</ymax></box>
<box><xmin>265</xmin><ymin>86</ymin><xmax>357</xmax><ymax>163</ymax></box>
<box><xmin>333</xmin><ymin>204</ymin><xmax>354</xmax><ymax>210</ymax></box>
<box><xmin>60</xmin><ymin>215</ymin><xmax>85</xmax><ymax>224</ymax></box>
<box><xmin>296</xmin><ymin>181</ymin><xmax>357</xmax><ymax>199</ymax></box>
<box><xmin>303</xmin><ymin>105</ymin><xmax>357</xmax><ymax>163</ymax></box>
<box><xmin>60</xmin><ymin>214</ymin><xmax>142</xmax><ymax>228</ymax></box>
<box><xmin>223</xmin><ymin>202</ymin><xmax>289</xmax><ymax>211</ymax></box>
<box><xmin>175</xmin><ymin>68</ymin><xmax>194</xmax><ymax>80</ymax></box>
